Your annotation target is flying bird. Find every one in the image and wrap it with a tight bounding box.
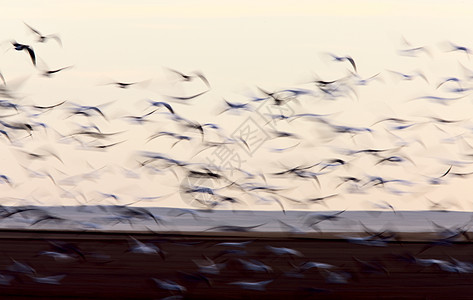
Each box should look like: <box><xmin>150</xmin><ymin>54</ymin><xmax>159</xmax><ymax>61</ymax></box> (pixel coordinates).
<box><xmin>40</xmin><ymin>65</ymin><xmax>73</xmax><ymax>77</ymax></box>
<box><xmin>165</xmin><ymin>67</ymin><xmax>211</xmax><ymax>88</ymax></box>
<box><xmin>24</xmin><ymin>22</ymin><xmax>62</xmax><ymax>46</ymax></box>
<box><xmin>11</xmin><ymin>41</ymin><xmax>36</xmax><ymax>66</ymax></box>
<box><xmin>326</xmin><ymin>53</ymin><xmax>357</xmax><ymax>72</ymax></box>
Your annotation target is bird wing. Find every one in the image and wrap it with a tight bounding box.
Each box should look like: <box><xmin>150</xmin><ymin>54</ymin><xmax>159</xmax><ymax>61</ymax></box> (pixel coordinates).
<box><xmin>25</xmin><ymin>47</ymin><xmax>36</xmax><ymax>66</ymax></box>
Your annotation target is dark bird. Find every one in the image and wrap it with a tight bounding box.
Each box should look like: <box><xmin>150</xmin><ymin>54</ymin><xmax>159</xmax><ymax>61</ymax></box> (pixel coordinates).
<box><xmin>218</xmin><ymin>99</ymin><xmax>252</xmax><ymax>114</ymax></box>
<box><xmin>305</xmin><ymin>194</ymin><xmax>339</xmax><ymax>205</ymax></box>
<box><xmin>87</xmin><ymin>140</ymin><xmax>126</xmax><ymax>150</ymax></box>
<box><xmin>436</xmin><ymin>77</ymin><xmax>462</xmax><ymax>89</ymax></box>
<box><xmin>31</xmin><ymin>100</ymin><xmax>67</xmax><ymax>111</ymax></box>
<box><xmin>40</xmin><ymin>66</ymin><xmax>73</xmax><ymax>77</ymax></box>
<box><xmin>11</xmin><ymin>41</ymin><xmax>36</xmax><ymax>66</ymax></box>
<box><xmin>0</xmin><ymin>120</ymin><xmax>33</xmax><ymax>135</ymax></box>
<box><xmin>204</xmin><ymin>223</ymin><xmax>267</xmax><ymax>232</ymax></box>
<box><xmin>165</xmin><ymin>67</ymin><xmax>211</xmax><ymax>88</ymax></box>
<box><xmin>167</xmin><ymin>90</ymin><xmax>209</xmax><ymax>101</ymax></box>
<box><xmin>67</xmin><ymin>102</ymin><xmax>112</xmax><ymax>120</ymax></box>
<box><xmin>375</xmin><ymin>155</ymin><xmax>415</xmax><ymax>166</ymax></box>
<box><xmin>16</xmin><ymin>147</ymin><xmax>63</xmax><ymax>164</ymax></box>
<box><xmin>122</xmin><ymin>110</ymin><xmax>157</xmax><ymax>124</ymax></box>
<box><xmin>106</xmin><ymin>79</ymin><xmax>151</xmax><ymax>89</ymax></box>
<box><xmin>30</xmin><ymin>213</ymin><xmax>68</xmax><ymax>226</ymax></box>
<box><xmin>256</xmin><ymin>87</ymin><xmax>290</xmax><ymax>106</ymax></box>
<box><xmin>147</xmin><ymin>131</ymin><xmax>192</xmax><ymax>146</ymax></box>
<box><xmin>443</xmin><ymin>41</ymin><xmax>472</xmax><ymax>59</ymax></box>
<box><xmin>327</xmin><ymin>53</ymin><xmax>357</xmax><ymax>72</ymax></box>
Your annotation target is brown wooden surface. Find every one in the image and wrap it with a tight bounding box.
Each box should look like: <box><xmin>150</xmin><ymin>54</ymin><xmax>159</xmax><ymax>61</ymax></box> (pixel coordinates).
<box><xmin>0</xmin><ymin>230</ymin><xmax>471</xmax><ymax>299</ymax></box>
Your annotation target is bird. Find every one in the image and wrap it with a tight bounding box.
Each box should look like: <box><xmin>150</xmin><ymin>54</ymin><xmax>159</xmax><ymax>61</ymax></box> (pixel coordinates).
<box><xmin>256</xmin><ymin>87</ymin><xmax>291</xmax><ymax>106</ymax></box>
<box><xmin>0</xmin><ymin>274</ymin><xmax>14</xmax><ymax>286</ymax></box>
<box><xmin>349</xmin><ymin>71</ymin><xmax>383</xmax><ymax>86</ymax></box>
<box><xmin>40</xmin><ymin>65</ymin><xmax>73</xmax><ymax>77</ymax></box>
<box><xmin>213</xmin><ymin>241</ymin><xmax>252</xmax><ymax>248</ymax></box>
<box><xmin>147</xmin><ymin>100</ymin><xmax>175</xmax><ymax>114</ymax></box>
<box><xmin>147</xmin><ymin>131</ymin><xmax>192</xmax><ymax>146</ymax></box>
<box><xmin>122</xmin><ymin>110</ymin><xmax>158</xmax><ymax>125</ymax></box>
<box><xmin>7</xmin><ymin>259</ymin><xmax>36</xmax><ymax>275</ymax></box>
<box><xmin>443</xmin><ymin>41</ymin><xmax>472</xmax><ymax>59</ymax></box>
<box><xmin>28</xmin><ymin>274</ymin><xmax>66</xmax><ymax>285</ymax></box>
<box><xmin>166</xmin><ymin>90</ymin><xmax>209</xmax><ymax>101</ymax></box>
<box><xmin>228</xmin><ymin>280</ymin><xmax>273</xmax><ymax>291</ymax></box>
<box><xmin>412</xmin><ymin>95</ymin><xmax>467</xmax><ymax>105</ymax></box>
<box><xmin>24</xmin><ymin>22</ymin><xmax>62</xmax><ymax>45</ymax></box>
<box><xmin>127</xmin><ymin>237</ymin><xmax>165</xmax><ymax>259</ymax></box>
<box><xmin>152</xmin><ymin>278</ymin><xmax>186</xmax><ymax>293</ymax></box>
<box><xmin>387</xmin><ymin>69</ymin><xmax>428</xmax><ymax>83</ymax></box>
<box><xmin>305</xmin><ymin>194</ymin><xmax>339</xmax><ymax>205</ymax></box>
<box><xmin>11</xmin><ymin>41</ymin><xmax>36</xmax><ymax>66</ymax></box>
<box><xmin>0</xmin><ymin>71</ymin><xmax>5</xmax><ymax>86</ymax></box>
<box><xmin>295</xmin><ymin>261</ymin><xmax>335</xmax><ymax>272</ymax></box>
<box><xmin>339</xmin><ymin>234</ymin><xmax>388</xmax><ymax>247</ymax></box>
<box><xmin>398</xmin><ymin>46</ymin><xmax>431</xmax><ymax>57</ymax></box>
<box><xmin>38</xmin><ymin>250</ymin><xmax>78</xmax><ymax>262</ymax></box>
<box><xmin>303</xmin><ymin>210</ymin><xmax>346</xmax><ymax>227</ymax></box>
<box><xmin>165</xmin><ymin>67</ymin><xmax>211</xmax><ymax>88</ymax></box>
<box><xmin>15</xmin><ymin>147</ymin><xmax>63</xmax><ymax>164</ymax></box>
<box><xmin>218</xmin><ymin>99</ymin><xmax>253</xmax><ymax>115</ymax></box>
<box><xmin>192</xmin><ymin>256</ymin><xmax>226</xmax><ymax>275</ymax></box>
<box><xmin>321</xmin><ymin>270</ymin><xmax>351</xmax><ymax>284</ymax></box>
<box><xmin>326</xmin><ymin>53</ymin><xmax>357</xmax><ymax>72</ymax></box>
<box><xmin>30</xmin><ymin>100</ymin><xmax>67</xmax><ymax>111</ymax></box>
<box><xmin>166</xmin><ymin>208</ymin><xmax>211</xmax><ymax>221</ymax></box>
<box><xmin>106</xmin><ymin>79</ymin><xmax>150</xmax><ymax>89</ymax></box>
<box><xmin>66</xmin><ymin>102</ymin><xmax>112</xmax><ymax>120</ymax></box>
<box><xmin>375</xmin><ymin>155</ymin><xmax>415</xmax><ymax>166</ymax></box>
<box><xmin>237</xmin><ymin>259</ymin><xmax>272</xmax><ymax>273</ymax></box>
<box><xmin>204</xmin><ymin>223</ymin><xmax>267</xmax><ymax>232</ymax></box>
<box><xmin>266</xmin><ymin>245</ymin><xmax>303</xmax><ymax>257</ymax></box>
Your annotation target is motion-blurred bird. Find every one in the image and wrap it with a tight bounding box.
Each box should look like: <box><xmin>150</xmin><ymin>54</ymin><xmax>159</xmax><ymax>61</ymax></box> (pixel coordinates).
<box><xmin>24</xmin><ymin>22</ymin><xmax>62</xmax><ymax>46</ymax></box>
<box><xmin>11</xmin><ymin>41</ymin><xmax>36</xmax><ymax>66</ymax></box>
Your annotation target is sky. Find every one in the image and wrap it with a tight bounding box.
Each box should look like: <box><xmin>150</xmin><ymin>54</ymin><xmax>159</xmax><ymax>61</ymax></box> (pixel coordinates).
<box><xmin>0</xmin><ymin>1</ymin><xmax>473</xmax><ymax>211</ymax></box>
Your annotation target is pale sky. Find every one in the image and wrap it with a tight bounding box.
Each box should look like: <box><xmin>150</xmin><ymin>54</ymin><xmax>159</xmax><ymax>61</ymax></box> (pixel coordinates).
<box><xmin>0</xmin><ymin>1</ymin><xmax>473</xmax><ymax>211</ymax></box>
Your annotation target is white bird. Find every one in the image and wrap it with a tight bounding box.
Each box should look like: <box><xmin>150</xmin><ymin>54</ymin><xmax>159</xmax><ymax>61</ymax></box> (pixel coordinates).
<box><xmin>193</xmin><ymin>256</ymin><xmax>226</xmax><ymax>275</ymax></box>
<box><xmin>214</xmin><ymin>241</ymin><xmax>252</xmax><ymax>248</ymax></box>
<box><xmin>28</xmin><ymin>274</ymin><xmax>66</xmax><ymax>285</ymax></box>
<box><xmin>228</xmin><ymin>280</ymin><xmax>273</xmax><ymax>291</ymax></box>
<box><xmin>0</xmin><ymin>274</ymin><xmax>14</xmax><ymax>285</ymax></box>
<box><xmin>38</xmin><ymin>251</ymin><xmax>77</xmax><ymax>262</ymax></box>
<box><xmin>266</xmin><ymin>245</ymin><xmax>303</xmax><ymax>257</ymax></box>
<box><xmin>127</xmin><ymin>237</ymin><xmax>165</xmax><ymax>259</ymax></box>
<box><xmin>152</xmin><ymin>278</ymin><xmax>186</xmax><ymax>293</ymax></box>
<box><xmin>297</xmin><ymin>261</ymin><xmax>335</xmax><ymax>271</ymax></box>
<box><xmin>321</xmin><ymin>270</ymin><xmax>350</xmax><ymax>284</ymax></box>
<box><xmin>238</xmin><ymin>259</ymin><xmax>272</xmax><ymax>272</ymax></box>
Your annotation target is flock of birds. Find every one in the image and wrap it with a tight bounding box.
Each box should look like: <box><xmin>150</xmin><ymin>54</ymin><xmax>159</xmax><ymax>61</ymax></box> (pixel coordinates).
<box><xmin>0</xmin><ymin>23</ymin><xmax>472</xmax><ymax>226</ymax></box>
<box><xmin>1</xmin><ymin>23</ymin><xmax>473</xmax><ymax>298</ymax></box>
